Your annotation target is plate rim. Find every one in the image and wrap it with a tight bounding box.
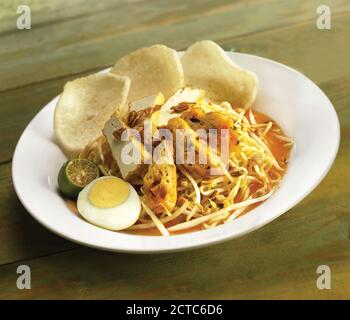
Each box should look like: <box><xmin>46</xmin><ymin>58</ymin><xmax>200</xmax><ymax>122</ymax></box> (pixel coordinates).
<box><xmin>12</xmin><ymin>52</ymin><xmax>341</xmax><ymax>253</ymax></box>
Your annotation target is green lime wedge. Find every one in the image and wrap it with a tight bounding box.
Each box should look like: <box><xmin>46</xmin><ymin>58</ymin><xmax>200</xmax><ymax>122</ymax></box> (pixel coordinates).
<box><xmin>58</xmin><ymin>159</ymin><xmax>99</xmax><ymax>199</ymax></box>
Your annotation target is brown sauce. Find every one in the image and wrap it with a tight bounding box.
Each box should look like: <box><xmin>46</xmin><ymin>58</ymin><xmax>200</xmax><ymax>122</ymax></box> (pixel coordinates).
<box><xmin>66</xmin><ymin>199</ymin><xmax>79</xmax><ymax>215</ymax></box>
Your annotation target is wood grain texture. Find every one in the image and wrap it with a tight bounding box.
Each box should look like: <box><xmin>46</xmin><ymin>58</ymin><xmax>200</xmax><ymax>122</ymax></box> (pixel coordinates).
<box><xmin>1</xmin><ymin>12</ymin><xmax>350</xmax><ymax>163</ymax></box>
<box><xmin>0</xmin><ymin>70</ymin><xmax>93</xmax><ymax>163</ymax></box>
<box><xmin>0</xmin><ymin>163</ymin><xmax>78</xmax><ymax>265</ymax></box>
<box><xmin>1</xmin><ymin>0</ymin><xmax>349</xmax><ymax>91</ymax></box>
<box><xmin>0</xmin><ymin>0</ymin><xmax>349</xmax><ymax>299</ymax></box>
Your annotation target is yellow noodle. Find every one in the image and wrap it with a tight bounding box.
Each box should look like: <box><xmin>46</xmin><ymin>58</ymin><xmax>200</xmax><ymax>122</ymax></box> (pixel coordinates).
<box><xmin>141</xmin><ymin>201</ymin><xmax>169</xmax><ymax>236</ymax></box>
<box><xmin>168</xmin><ymin>189</ymin><xmax>275</xmax><ymax>232</ymax></box>
<box><xmin>129</xmin><ymin>202</ymin><xmax>188</xmax><ymax>230</ymax></box>
<box><xmin>261</xmin><ymin>121</ymin><xmax>273</xmax><ymax>138</ymax></box>
<box><xmin>178</xmin><ymin>165</ymin><xmax>201</xmax><ymax>204</ymax></box>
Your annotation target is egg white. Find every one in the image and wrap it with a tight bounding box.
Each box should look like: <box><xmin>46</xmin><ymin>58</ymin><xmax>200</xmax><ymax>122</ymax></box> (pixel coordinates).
<box><xmin>77</xmin><ymin>176</ymin><xmax>141</xmax><ymax>231</ymax></box>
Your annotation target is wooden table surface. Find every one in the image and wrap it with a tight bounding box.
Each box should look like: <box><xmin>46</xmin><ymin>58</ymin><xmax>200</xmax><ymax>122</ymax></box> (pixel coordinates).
<box><xmin>0</xmin><ymin>0</ymin><xmax>349</xmax><ymax>299</ymax></box>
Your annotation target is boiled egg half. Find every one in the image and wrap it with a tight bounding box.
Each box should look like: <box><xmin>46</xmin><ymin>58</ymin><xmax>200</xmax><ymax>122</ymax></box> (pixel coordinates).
<box><xmin>77</xmin><ymin>176</ymin><xmax>140</xmax><ymax>231</ymax></box>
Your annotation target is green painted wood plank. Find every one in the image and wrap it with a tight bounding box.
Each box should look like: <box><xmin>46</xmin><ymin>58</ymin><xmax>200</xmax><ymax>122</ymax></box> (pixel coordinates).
<box><xmin>0</xmin><ymin>0</ymin><xmax>145</xmax><ymax>33</ymax></box>
<box><xmin>220</xmin><ymin>11</ymin><xmax>350</xmax><ymax>85</ymax></box>
<box><xmin>1</xmin><ymin>0</ymin><xmax>349</xmax><ymax>91</ymax></box>
<box><xmin>1</xmin><ymin>13</ymin><xmax>349</xmax><ymax>163</ymax></box>
<box><xmin>0</xmin><ymin>162</ymin><xmax>78</xmax><ymax>265</ymax></box>
<box><xmin>0</xmin><ymin>70</ymin><xmax>94</xmax><ymax>163</ymax></box>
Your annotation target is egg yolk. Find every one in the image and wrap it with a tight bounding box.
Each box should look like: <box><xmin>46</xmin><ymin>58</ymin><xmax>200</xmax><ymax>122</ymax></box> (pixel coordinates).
<box><xmin>88</xmin><ymin>177</ymin><xmax>129</xmax><ymax>208</ymax></box>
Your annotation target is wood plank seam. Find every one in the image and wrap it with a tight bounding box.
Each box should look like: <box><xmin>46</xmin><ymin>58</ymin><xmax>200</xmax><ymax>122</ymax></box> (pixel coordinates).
<box><xmin>0</xmin><ymin>0</ymin><xmax>147</xmax><ymax>36</ymax></box>
<box><xmin>0</xmin><ymin>247</ymin><xmax>79</xmax><ymax>268</ymax></box>
<box><xmin>219</xmin><ymin>10</ymin><xmax>350</xmax><ymax>43</ymax></box>
<box><xmin>1</xmin><ymin>7</ymin><xmax>349</xmax><ymax>93</ymax></box>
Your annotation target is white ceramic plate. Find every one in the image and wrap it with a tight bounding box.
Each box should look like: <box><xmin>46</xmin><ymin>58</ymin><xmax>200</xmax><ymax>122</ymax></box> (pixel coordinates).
<box><xmin>12</xmin><ymin>52</ymin><xmax>340</xmax><ymax>253</ymax></box>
